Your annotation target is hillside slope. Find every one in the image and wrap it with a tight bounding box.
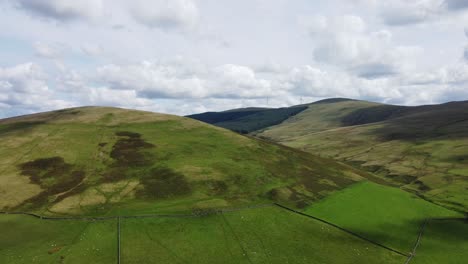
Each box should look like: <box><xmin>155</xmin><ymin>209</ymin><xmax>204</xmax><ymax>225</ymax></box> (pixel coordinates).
<box><xmin>0</xmin><ymin>106</ymin><xmax>371</xmax><ymax>216</ymax></box>
<box><xmin>187</xmin><ymin>105</ymin><xmax>307</xmax><ymax>134</ymax></box>
<box><xmin>256</xmin><ymin>99</ymin><xmax>468</xmax><ymax>212</ymax></box>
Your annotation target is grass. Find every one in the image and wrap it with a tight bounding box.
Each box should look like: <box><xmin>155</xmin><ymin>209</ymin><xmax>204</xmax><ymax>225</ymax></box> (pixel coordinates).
<box><xmin>0</xmin><ymin>215</ymin><xmax>117</xmax><ymax>263</ymax></box>
<box><xmin>120</xmin><ymin>206</ymin><xmax>405</xmax><ymax>264</ymax></box>
<box><xmin>412</xmin><ymin>219</ymin><xmax>468</xmax><ymax>264</ymax></box>
<box><xmin>305</xmin><ymin>181</ymin><xmax>462</xmax><ymax>253</ymax></box>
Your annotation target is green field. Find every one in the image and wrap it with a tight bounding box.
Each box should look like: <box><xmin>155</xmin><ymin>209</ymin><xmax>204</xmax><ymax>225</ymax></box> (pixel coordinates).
<box><xmin>305</xmin><ymin>181</ymin><xmax>462</xmax><ymax>253</ymax></box>
<box><xmin>0</xmin><ymin>207</ymin><xmax>408</xmax><ymax>264</ymax></box>
<box><xmin>0</xmin><ymin>215</ymin><xmax>117</xmax><ymax>263</ymax></box>
<box><xmin>412</xmin><ymin>219</ymin><xmax>468</xmax><ymax>264</ymax></box>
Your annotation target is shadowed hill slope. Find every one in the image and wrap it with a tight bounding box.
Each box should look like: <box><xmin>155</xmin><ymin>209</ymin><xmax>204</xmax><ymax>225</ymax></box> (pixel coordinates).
<box><xmin>0</xmin><ymin>106</ymin><xmax>373</xmax><ymax>216</ymax></box>
<box><xmin>187</xmin><ymin>105</ymin><xmax>308</xmax><ymax>134</ymax></box>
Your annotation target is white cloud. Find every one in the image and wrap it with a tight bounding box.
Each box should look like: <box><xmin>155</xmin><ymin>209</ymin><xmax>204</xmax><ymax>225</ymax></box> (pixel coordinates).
<box><xmin>129</xmin><ymin>0</ymin><xmax>199</xmax><ymax>31</ymax></box>
<box><xmin>351</xmin><ymin>0</ymin><xmax>468</xmax><ymax>26</ymax></box>
<box><xmin>14</xmin><ymin>0</ymin><xmax>104</xmax><ymax>21</ymax></box>
<box><xmin>80</xmin><ymin>43</ymin><xmax>104</xmax><ymax>57</ymax></box>
<box><xmin>0</xmin><ymin>62</ymin><xmax>74</xmax><ymax>115</ymax></box>
<box><xmin>96</xmin><ymin>61</ymin><xmax>207</xmax><ymax>98</ymax></box>
<box><xmin>33</xmin><ymin>42</ymin><xmax>63</xmax><ymax>58</ymax></box>
<box><xmin>301</xmin><ymin>15</ymin><xmax>416</xmax><ymax>79</ymax></box>
<box><xmin>380</xmin><ymin>0</ymin><xmax>442</xmax><ymax>26</ymax></box>
<box><xmin>95</xmin><ymin>60</ymin><xmax>275</xmax><ymax>100</ymax></box>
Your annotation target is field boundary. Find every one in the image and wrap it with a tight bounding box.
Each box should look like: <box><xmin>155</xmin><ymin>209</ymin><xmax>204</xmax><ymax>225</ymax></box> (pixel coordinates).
<box><xmin>404</xmin><ymin>217</ymin><xmax>467</xmax><ymax>264</ymax></box>
<box><xmin>117</xmin><ymin>217</ymin><xmax>121</xmax><ymax>264</ymax></box>
<box><xmin>0</xmin><ymin>203</ymin><xmax>275</xmax><ymax>221</ymax></box>
<box><xmin>273</xmin><ymin>203</ymin><xmax>409</xmax><ymax>257</ymax></box>
<box><xmin>3</xmin><ymin>204</ymin><xmax>464</xmax><ymax>263</ymax></box>
<box><xmin>404</xmin><ymin>219</ymin><xmax>427</xmax><ymax>264</ymax></box>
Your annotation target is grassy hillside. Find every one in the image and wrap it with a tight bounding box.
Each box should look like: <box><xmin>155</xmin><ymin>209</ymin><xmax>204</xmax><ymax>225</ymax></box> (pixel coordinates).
<box><xmin>0</xmin><ymin>106</ymin><xmax>370</xmax><ymax>216</ymax></box>
<box><xmin>255</xmin><ymin>99</ymin><xmax>380</xmax><ymax>140</ymax></box>
<box><xmin>256</xmin><ymin>99</ymin><xmax>468</xmax><ymax>212</ymax></box>
<box><xmin>187</xmin><ymin>105</ymin><xmax>307</xmax><ymax>134</ymax></box>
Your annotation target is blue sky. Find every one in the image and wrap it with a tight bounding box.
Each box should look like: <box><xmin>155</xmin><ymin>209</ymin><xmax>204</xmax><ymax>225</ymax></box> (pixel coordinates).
<box><xmin>1</xmin><ymin>0</ymin><xmax>468</xmax><ymax>118</ymax></box>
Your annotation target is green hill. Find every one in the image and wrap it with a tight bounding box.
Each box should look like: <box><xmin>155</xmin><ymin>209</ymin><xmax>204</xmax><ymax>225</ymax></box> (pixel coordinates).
<box><xmin>0</xmin><ymin>106</ymin><xmax>371</xmax><ymax>216</ymax></box>
<box><xmin>255</xmin><ymin>99</ymin><xmax>468</xmax><ymax>212</ymax></box>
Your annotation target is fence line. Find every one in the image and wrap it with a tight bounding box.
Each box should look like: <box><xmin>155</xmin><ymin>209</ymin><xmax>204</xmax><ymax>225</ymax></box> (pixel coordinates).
<box><xmin>2</xmin><ymin>205</ymin><xmax>465</xmax><ymax>264</ymax></box>
<box><xmin>118</xmin><ymin>217</ymin><xmax>121</xmax><ymax>264</ymax></box>
<box><xmin>273</xmin><ymin>203</ymin><xmax>409</xmax><ymax>257</ymax></box>
<box><xmin>0</xmin><ymin>204</ymin><xmax>275</xmax><ymax>221</ymax></box>
<box><xmin>404</xmin><ymin>219</ymin><xmax>428</xmax><ymax>264</ymax></box>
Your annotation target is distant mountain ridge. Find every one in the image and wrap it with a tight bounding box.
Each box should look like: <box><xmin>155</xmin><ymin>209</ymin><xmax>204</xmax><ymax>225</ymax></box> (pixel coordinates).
<box><xmin>187</xmin><ymin>105</ymin><xmax>308</xmax><ymax>134</ymax></box>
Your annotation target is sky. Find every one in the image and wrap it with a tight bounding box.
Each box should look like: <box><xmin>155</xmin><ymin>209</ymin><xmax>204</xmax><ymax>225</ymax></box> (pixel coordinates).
<box><xmin>1</xmin><ymin>0</ymin><xmax>468</xmax><ymax>118</ymax></box>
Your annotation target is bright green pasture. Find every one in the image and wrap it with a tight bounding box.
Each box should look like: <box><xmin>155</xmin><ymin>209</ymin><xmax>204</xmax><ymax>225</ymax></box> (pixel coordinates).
<box><xmin>305</xmin><ymin>181</ymin><xmax>462</xmax><ymax>253</ymax></box>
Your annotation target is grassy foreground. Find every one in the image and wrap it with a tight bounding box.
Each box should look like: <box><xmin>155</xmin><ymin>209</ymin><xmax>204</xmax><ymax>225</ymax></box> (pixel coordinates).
<box><xmin>0</xmin><ymin>215</ymin><xmax>117</xmax><ymax>263</ymax></box>
<box><xmin>0</xmin><ymin>206</ymin><xmax>406</xmax><ymax>264</ymax></box>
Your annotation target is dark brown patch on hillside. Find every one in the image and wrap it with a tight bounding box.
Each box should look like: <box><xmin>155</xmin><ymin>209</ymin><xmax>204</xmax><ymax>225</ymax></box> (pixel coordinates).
<box><xmin>110</xmin><ymin>131</ymin><xmax>155</xmax><ymax>167</ymax></box>
<box><xmin>17</xmin><ymin>157</ymin><xmax>85</xmax><ymax>209</ymax></box>
<box><xmin>137</xmin><ymin>167</ymin><xmax>191</xmax><ymax>199</ymax></box>
<box><xmin>102</xmin><ymin>131</ymin><xmax>156</xmax><ymax>183</ymax></box>
<box><xmin>204</xmin><ymin>180</ymin><xmax>228</xmax><ymax>195</ymax></box>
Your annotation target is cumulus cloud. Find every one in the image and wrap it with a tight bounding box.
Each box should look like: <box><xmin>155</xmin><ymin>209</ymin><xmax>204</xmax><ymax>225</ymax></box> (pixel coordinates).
<box><xmin>33</xmin><ymin>42</ymin><xmax>64</xmax><ymax>58</ymax></box>
<box><xmin>80</xmin><ymin>43</ymin><xmax>103</xmax><ymax>57</ymax></box>
<box><xmin>94</xmin><ymin>60</ymin><xmax>275</xmax><ymax>100</ymax></box>
<box><xmin>380</xmin><ymin>0</ymin><xmax>441</xmax><ymax>26</ymax></box>
<box><xmin>351</xmin><ymin>0</ymin><xmax>468</xmax><ymax>26</ymax></box>
<box><xmin>0</xmin><ymin>63</ymin><xmax>73</xmax><ymax>116</ymax></box>
<box><xmin>301</xmin><ymin>15</ymin><xmax>413</xmax><ymax>79</ymax></box>
<box><xmin>96</xmin><ymin>61</ymin><xmax>207</xmax><ymax>98</ymax></box>
<box><xmin>14</xmin><ymin>0</ymin><xmax>104</xmax><ymax>21</ymax></box>
<box><xmin>129</xmin><ymin>0</ymin><xmax>199</xmax><ymax>31</ymax></box>
<box><xmin>445</xmin><ymin>0</ymin><xmax>468</xmax><ymax>11</ymax></box>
